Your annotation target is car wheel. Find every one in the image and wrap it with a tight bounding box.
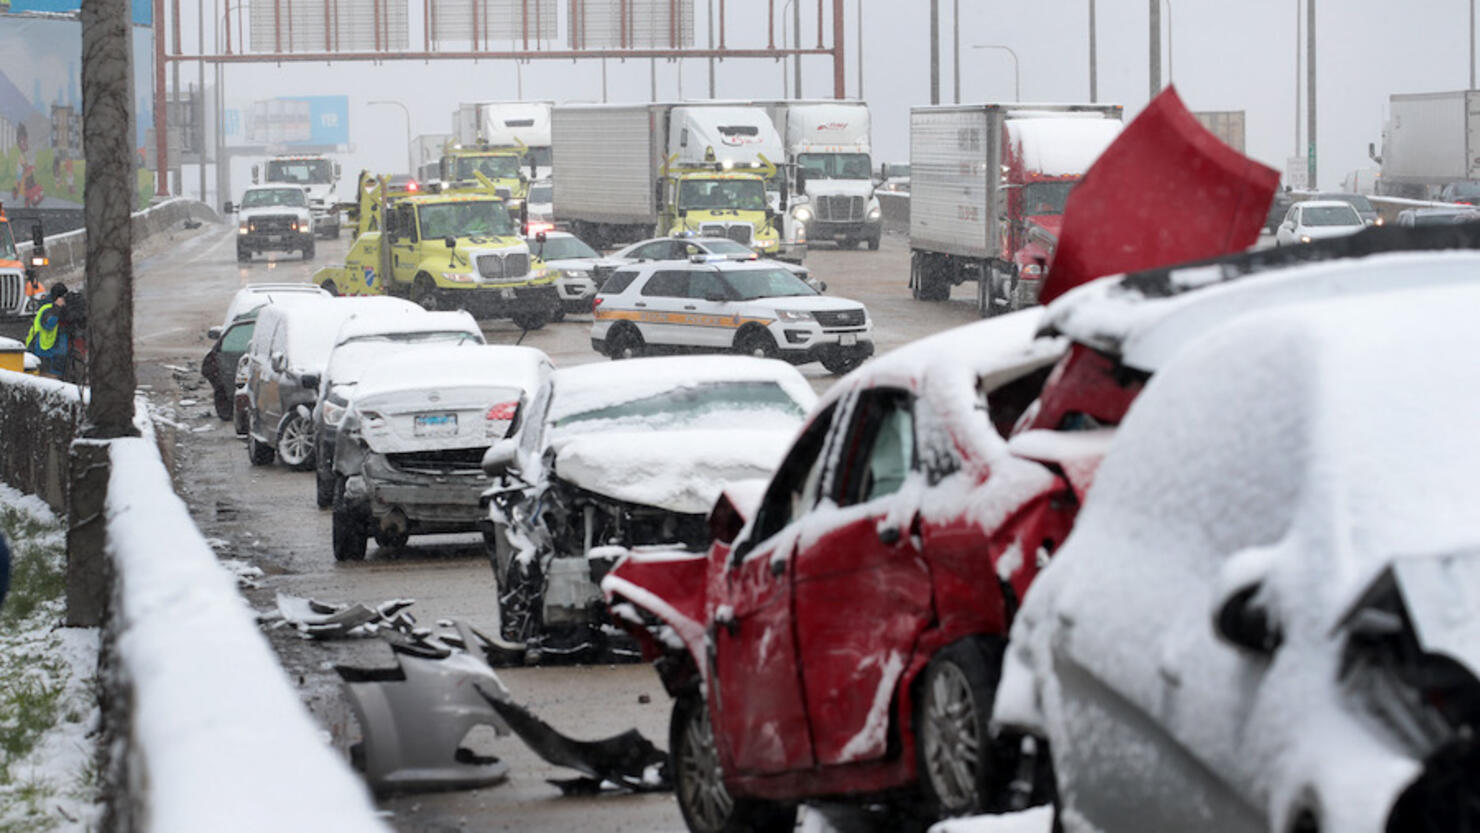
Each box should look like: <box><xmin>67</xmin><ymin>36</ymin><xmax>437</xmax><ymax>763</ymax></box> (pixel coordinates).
<box><xmin>820</xmin><ymin>352</ymin><xmax>864</xmax><ymax>375</ymax></box>
<box><xmin>213</xmin><ymin>388</ymin><xmax>233</xmax><ymax>421</ymax></box>
<box><xmin>607</xmin><ymin>324</ymin><xmax>646</xmax><ymax>360</ymax></box>
<box><xmin>236</xmin><ymin>246</ymin><xmax>251</xmax><ymax>264</ymax></box>
<box><xmin>511</xmin><ymin>310</ymin><xmax>549</xmax><ymax>331</ymax></box>
<box><xmin>916</xmin><ymin>638</ymin><xmax>1010</xmax><ymax>820</ymax></box>
<box><xmin>321</xmin><ymin>280</ymin><xmax>339</xmax><ymax>296</ymax></box>
<box><xmin>734</xmin><ymin>328</ymin><xmax>779</xmax><ymax>360</ymax></box>
<box><xmin>868</xmin><ymin>235</ymin><xmax>881</xmax><ymax>251</ymax></box>
<box><xmin>315</xmin><ymin>459</ymin><xmax>336</xmax><ymax>509</ymax></box>
<box><xmin>912</xmin><ymin>253</ymin><xmax>951</xmax><ymax>302</ymax></box>
<box><xmin>275</xmin><ymin>413</ymin><xmax>315</xmax><ymax>471</ymax></box>
<box><xmin>303</xmin><ymin>241</ymin><xmax>316</xmax><ymax>260</ymax></box>
<box><xmin>332</xmin><ymin>479</ymin><xmax>368</xmax><ymax>562</ymax></box>
<box><xmin>670</xmin><ymin>693</ymin><xmax>797</xmax><ymax>833</ymax></box>
<box><xmin>551</xmin><ymin>305</ymin><xmax>567</xmax><ymax>323</ymax></box>
<box><xmin>247</xmin><ymin>433</ymin><xmax>275</xmax><ymax>466</ymax></box>
<box><xmin>414</xmin><ymin>275</ymin><xmax>440</xmax><ymax>311</ymax></box>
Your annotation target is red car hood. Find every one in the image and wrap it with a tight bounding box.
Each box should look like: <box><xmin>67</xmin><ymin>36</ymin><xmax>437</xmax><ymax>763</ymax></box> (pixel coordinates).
<box><xmin>1039</xmin><ymin>86</ymin><xmax>1279</xmax><ymax>304</ymax></box>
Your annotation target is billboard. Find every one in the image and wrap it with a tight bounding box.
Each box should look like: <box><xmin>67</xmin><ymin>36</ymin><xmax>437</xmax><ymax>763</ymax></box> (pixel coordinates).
<box><xmin>222</xmin><ymin>95</ymin><xmax>350</xmax><ymax>149</ymax></box>
<box><xmin>431</xmin><ymin>0</ymin><xmax>557</xmax><ymax>45</ymax></box>
<box><xmin>248</xmin><ymin>0</ymin><xmax>407</xmax><ymax>52</ymax></box>
<box><xmin>0</xmin><ymin>12</ymin><xmax>155</xmax><ymax>210</ymax></box>
<box><xmin>5</xmin><ymin>0</ymin><xmax>151</xmax><ymax>25</ymax></box>
<box><xmin>569</xmin><ymin>0</ymin><xmax>694</xmax><ymax>49</ymax></box>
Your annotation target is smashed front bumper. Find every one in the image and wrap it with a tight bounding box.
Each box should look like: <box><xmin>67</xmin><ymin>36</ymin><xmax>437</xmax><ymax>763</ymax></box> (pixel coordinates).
<box><xmin>355</xmin><ymin>453</ymin><xmax>491</xmax><ymax>535</ymax></box>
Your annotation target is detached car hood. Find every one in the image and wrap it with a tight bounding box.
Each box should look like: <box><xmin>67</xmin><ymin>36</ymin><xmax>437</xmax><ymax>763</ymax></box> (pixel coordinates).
<box><xmin>553</xmin><ymin>430</ymin><xmax>794</xmax><ymax>515</ymax></box>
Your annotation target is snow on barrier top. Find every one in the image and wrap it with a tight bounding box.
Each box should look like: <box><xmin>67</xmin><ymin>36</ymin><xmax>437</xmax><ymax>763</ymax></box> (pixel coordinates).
<box><xmin>103</xmin><ymin>437</ymin><xmax>388</xmax><ymax>833</ymax></box>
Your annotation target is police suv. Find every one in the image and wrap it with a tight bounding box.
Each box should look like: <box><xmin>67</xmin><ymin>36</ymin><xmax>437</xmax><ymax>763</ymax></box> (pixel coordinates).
<box><xmin>591</xmin><ymin>255</ymin><xmax>873</xmax><ymax>375</ymax></box>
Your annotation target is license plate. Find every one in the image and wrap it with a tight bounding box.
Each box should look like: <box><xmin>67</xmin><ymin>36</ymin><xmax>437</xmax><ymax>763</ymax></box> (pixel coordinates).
<box><xmin>413</xmin><ymin>413</ymin><xmax>458</xmax><ymax>437</ymax></box>
<box><xmin>501</xmin><ymin>288</ymin><xmax>517</xmax><ymax>299</ymax></box>
<box><xmin>840</xmin><ymin>334</ymin><xmax>858</xmax><ymax>346</ymax></box>
<box><xmin>267</xmin><ymin>235</ymin><xmax>282</xmax><ymax>243</ymax></box>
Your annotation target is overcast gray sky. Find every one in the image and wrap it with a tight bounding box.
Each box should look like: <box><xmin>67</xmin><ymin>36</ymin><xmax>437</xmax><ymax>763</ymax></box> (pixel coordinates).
<box><xmin>189</xmin><ymin>0</ymin><xmax>1476</xmax><ymax>198</ymax></box>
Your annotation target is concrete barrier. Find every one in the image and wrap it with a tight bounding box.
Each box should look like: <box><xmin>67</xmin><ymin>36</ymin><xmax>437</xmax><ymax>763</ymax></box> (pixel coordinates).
<box><xmin>17</xmin><ymin>198</ymin><xmax>221</xmax><ymax>281</ymax></box>
<box><xmin>0</xmin><ymin>368</ymin><xmax>84</xmax><ymax>513</ymax></box>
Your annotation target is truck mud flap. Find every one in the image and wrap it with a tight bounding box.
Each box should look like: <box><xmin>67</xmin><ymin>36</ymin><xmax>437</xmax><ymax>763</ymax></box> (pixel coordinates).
<box><xmin>476</xmin><ymin>687</ymin><xmax>671</xmax><ymax>794</ymax></box>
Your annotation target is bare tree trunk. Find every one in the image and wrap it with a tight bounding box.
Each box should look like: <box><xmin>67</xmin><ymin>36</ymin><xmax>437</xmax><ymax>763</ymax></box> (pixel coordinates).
<box><xmin>82</xmin><ymin>0</ymin><xmax>139</xmax><ymax>439</ymax></box>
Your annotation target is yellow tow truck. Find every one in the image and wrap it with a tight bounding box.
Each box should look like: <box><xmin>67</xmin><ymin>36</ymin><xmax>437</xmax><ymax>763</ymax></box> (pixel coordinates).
<box><xmin>657</xmin><ymin>157</ymin><xmax>784</xmax><ymax>255</ymax></box>
<box><xmin>313</xmin><ymin>171</ymin><xmax>561</xmax><ymax>329</ymax></box>
<box><xmin>438</xmin><ymin>142</ymin><xmax>529</xmax><ymax>206</ymax></box>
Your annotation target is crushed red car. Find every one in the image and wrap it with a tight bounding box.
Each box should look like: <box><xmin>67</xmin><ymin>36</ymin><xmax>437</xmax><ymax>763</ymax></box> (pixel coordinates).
<box><xmin>599</xmin><ymin>87</ymin><xmax>1283</xmax><ymax>831</ymax></box>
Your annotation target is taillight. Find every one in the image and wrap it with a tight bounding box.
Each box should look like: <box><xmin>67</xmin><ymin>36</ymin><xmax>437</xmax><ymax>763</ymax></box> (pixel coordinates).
<box><xmin>592</xmin><ymin>296</ymin><xmax>604</xmax><ymax>313</ymax></box>
<box><xmin>486</xmin><ymin>402</ymin><xmax>519</xmax><ymax>421</ymax></box>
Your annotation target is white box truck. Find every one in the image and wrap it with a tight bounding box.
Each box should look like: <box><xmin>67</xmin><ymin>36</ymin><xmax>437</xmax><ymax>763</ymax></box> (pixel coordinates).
<box><xmin>909</xmin><ymin>103</ymin><xmax>1123</xmax><ymax>316</ymax></box>
<box><xmin>1371</xmin><ymin>90</ymin><xmax>1480</xmax><ymax>199</ymax></box>
<box><xmin>452</xmin><ymin>101</ymin><xmax>554</xmax><ymax>181</ymax></box>
<box><xmin>756</xmin><ymin>100</ymin><xmax>883</xmax><ymax>250</ymax></box>
<box><xmin>551</xmin><ymin>103</ymin><xmax>803</xmax><ymax>258</ymax></box>
<box><xmin>411</xmin><ymin>133</ymin><xmax>452</xmax><ymax>184</ymax></box>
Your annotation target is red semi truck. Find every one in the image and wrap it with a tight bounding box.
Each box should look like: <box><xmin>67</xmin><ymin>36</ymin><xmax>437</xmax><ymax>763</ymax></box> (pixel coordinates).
<box><xmin>908</xmin><ymin>103</ymin><xmax>1123</xmax><ymax>316</ymax></box>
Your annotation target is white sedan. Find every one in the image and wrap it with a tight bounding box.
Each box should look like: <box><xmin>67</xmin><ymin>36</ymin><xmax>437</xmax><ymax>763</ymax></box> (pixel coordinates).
<box><xmin>1274</xmin><ymin>199</ymin><xmax>1365</xmax><ymax>245</ymax></box>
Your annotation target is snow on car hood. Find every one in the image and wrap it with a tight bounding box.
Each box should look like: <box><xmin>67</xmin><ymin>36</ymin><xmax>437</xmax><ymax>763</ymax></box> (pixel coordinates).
<box><xmin>553</xmin><ymin>429</ymin><xmax>794</xmax><ymax>514</ymax></box>
<box><xmin>548</xmin><ymin>355</ymin><xmax>817</xmax><ymax>424</ymax></box>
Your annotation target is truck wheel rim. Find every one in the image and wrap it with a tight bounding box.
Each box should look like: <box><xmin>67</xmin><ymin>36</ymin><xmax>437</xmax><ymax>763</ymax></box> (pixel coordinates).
<box><xmin>278</xmin><ymin>417</ymin><xmax>312</xmax><ymax>466</ymax></box>
<box><xmin>921</xmin><ymin>662</ymin><xmax>981</xmax><ymax>811</ymax></box>
<box><xmin>679</xmin><ymin>703</ymin><xmax>733</xmax><ymax>831</ymax></box>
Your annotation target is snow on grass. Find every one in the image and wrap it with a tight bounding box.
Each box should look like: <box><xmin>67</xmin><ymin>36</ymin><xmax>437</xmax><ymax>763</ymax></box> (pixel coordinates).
<box><xmin>0</xmin><ymin>480</ymin><xmax>102</xmax><ymax>833</ymax></box>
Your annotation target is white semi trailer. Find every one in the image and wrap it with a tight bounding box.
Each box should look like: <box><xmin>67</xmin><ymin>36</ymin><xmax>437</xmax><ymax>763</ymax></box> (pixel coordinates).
<box><xmin>1371</xmin><ymin>90</ymin><xmax>1480</xmax><ymax>199</ymax></box>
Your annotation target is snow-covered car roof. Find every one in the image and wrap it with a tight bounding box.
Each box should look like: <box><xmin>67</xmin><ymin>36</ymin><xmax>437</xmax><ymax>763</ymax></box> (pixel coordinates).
<box><xmin>1041</xmin><ymin>249</ymin><xmax>1480</xmax><ymax>373</ymax></box>
<box><xmin>255</xmin><ymin>296</ymin><xmax>422</xmax><ymax>376</ymax></box>
<box><xmin>333</xmin><ymin>309</ymin><xmax>483</xmax><ymax>346</ymax></box>
<box><xmin>352</xmin><ymin>344</ymin><xmax>553</xmax><ymax>404</ymax></box>
<box><xmin>547</xmin><ymin>355</ymin><xmax>818</xmax><ymax>424</ymax></box>
<box><xmin>221</xmin><ymin>283</ymin><xmax>330</xmax><ymax>330</ymax></box>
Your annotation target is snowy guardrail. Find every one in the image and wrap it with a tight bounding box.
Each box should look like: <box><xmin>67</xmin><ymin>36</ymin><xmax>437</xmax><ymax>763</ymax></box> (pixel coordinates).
<box><xmin>16</xmin><ymin>197</ymin><xmax>221</xmax><ymax>279</ymax></box>
<box><xmin>0</xmin><ymin>368</ymin><xmax>85</xmax><ymax>512</ymax></box>
<box><xmin>98</xmin><ymin>436</ymin><xmax>389</xmax><ymax>832</ymax></box>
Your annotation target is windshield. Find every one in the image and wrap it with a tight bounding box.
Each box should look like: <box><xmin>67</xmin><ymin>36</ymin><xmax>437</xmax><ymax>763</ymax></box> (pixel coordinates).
<box><xmin>1320</xmin><ymin>193</ymin><xmax>1374</xmax><ymax>213</ymax></box>
<box><xmin>1022</xmin><ymin>182</ymin><xmax>1077</xmax><ymax>216</ymax></box>
<box><xmin>703</xmin><ymin>239</ymin><xmax>755</xmax><ymax>255</ymax></box>
<box><xmin>0</xmin><ymin>221</ymin><xmax>14</xmax><ymax>260</ymax></box>
<box><xmin>1413</xmin><ymin>211</ymin><xmax>1478</xmax><ymax>226</ymax></box>
<box><xmin>418</xmin><ymin>201</ymin><xmax>515</xmax><ymax>239</ymax></box>
<box><xmin>678</xmin><ymin>179</ymin><xmax>768</xmax><ymax>211</ymax></box>
<box><xmin>1303</xmin><ymin>205</ymin><xmax>1362</xmax><ymax>226</ymax></box>
<box><xmin>339</xmin><ymin>331</ymin><xmax>482</xmax><ymax>348</ymax></box>
<box><xmin>1449</xmin><ymin>182</ymin><xmax>1480</xmax><ymax>198</ymax></box>
<box><xmin>454</xmin><ymin>155</ymin><xmax>521</xmax><ymax>181</ymax></box>
<box><xmin>555</xmin><ymin>381</ymin><xmax>806</xmax><ymax>437</ymax></box>
<box><xmin>722</xmin><ymin>268</ymin><xmax>817</xmax><ymax>300</ymax></box>
<box><xmin>241</xmin><ymin>188</ymin><xmax>307</xmax><ymax>208</ymax></box>
<box><xmin>265</xmin><ymin>159</ymin><xmax>333</xmax><ymax>185</ymax></box>
<box><xmin>797</xmin><ymin>153</ymin><xmax>874</xmax><ymax>180</ymax></box>
<box><xmin>539</xmin><ymin>237</ymin><xmax>600</xmax><ymax>260</ymax></box>
<box><xmin>529</xmin><ymin>184</ymin><xmax>553</xmax><ymax>203</ymax></box>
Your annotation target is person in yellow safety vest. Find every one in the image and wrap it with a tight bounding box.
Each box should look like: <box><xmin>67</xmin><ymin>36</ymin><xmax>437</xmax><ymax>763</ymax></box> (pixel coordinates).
<box><xmin>24</xmin><ymin>282</ymin><xmax>69</xmax><ymax>377</ymax></box>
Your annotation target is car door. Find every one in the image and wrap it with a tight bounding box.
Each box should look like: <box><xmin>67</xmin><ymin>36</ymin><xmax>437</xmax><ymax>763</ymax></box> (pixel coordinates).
<box><xmin>216</xmin><ymin>318</ymin><xmax>256</xmax><ymax>393</ymax></box>
<box><xmin>388</xmin><ymin>204</ymin><xmax>419</xmax><ymax>285</ymax></box>
<box><xmin>684</xmin><ymin>269</ymin><xmax>735</xmax><ymax>349</ymax></box>
<box><xmin>1277</xmin><ymin>205</ymin><xmax>1299</xmax><ymax>245</ymax></box>
<box><xmin>710</xmin><ymin>404</ymin><xmax>838</xmax><ymax>775</ymax></box>
<box><xmin>791</xmin><ymin>388</ymin><xmax>934</xmax><ymax>766</ymax></box>
<box><xmin>634</xmin><ymin>269</ymin><xmax>691</xmax><ymax>347</ymax></box>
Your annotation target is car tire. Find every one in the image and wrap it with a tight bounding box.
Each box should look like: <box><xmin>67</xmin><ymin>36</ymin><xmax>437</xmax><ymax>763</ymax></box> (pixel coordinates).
<box><xmin>236</xmin><ymin>246</ymin><xmax>251</xmax><ymax>264</ymax></box>
<box><xmin>332</xmin><ymin>478</ymin><xmax>368</xmax><ymax>562</ymax></box>
<box><xmin>213</xmin><ymin>388</ymin><xmax>233</xmax><ymax>421</ymax></box>
<box><xmin>414</xmin><ymin>274</ymin><xmax>440</xmax><ymax>311</ymax></box>
<box><xmin>868</xmin><ymin>235</ymin><xmax>881</xmax><ymax>251</ymax></box>
<box><xmin>247</xmin><ymin>433</ymin><xmax>276</xmax><ymax>466</ymax></box>
<box><xmin>511</xmin><ymin>310</ymin><xmax>549</xmax><ymax>331</ymax></box>
<box><xmin>607</xmin><ymin>324</ymin><xmax>646</xmax><ymax>360</ymax></box>
<box><xmin>303</xmin><ymin>241</ymin><xmax>316</xmax><ymax>260</ymax></box>
<box><xmin>321</xmin><ymin>280</ymin><xmax>339</xmax><ymax>296</ymax></box>
<box><xmin>911</xmin><ymin>253</ymin><xmax>951</xmax><ymax>302</ymax></box>
<box><xmin>734</xmin><ymin>328</ymin><xmax>779</xmax><ymax>360</ymax></box>
<box><xmin>670</xmin><ymin>693</ymin><xmax>797</xmax><ymax>833</ymax></box>
<box><xmin>915</xmin><ymin>637</ymin><xmax>1011</xmax><ymax>821</ymax></box>
<box><xmin>551</xmin><ymin>305</ymin><xmax>567</xmax><ymax>323</ymax></box>
<box><xmin>820</xmin><ymin>352</ymin><xmax>864</xmax><ymax>375</ymax></box>
<box><xmin>315</xmin><ymin>459</ymin><xmax>336</xmax><ymax>509</ymax></box>
<box><xmin>275</xmin><ymin>412</ymin><xmax>316</xmax><ymax>471</ymax></box>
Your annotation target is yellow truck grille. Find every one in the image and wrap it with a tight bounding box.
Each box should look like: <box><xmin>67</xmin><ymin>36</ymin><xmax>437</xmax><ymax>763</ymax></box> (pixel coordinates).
<box><xmin>475</xmin><ymin>252</ymin><xmax>530</xmax><ymax>281</ymax></box>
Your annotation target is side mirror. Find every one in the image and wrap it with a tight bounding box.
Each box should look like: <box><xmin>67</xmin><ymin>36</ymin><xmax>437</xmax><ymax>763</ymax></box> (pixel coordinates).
<box><xmin>300</xmin><ymin>373</ymin><xmax>320</xmax><ymax>390</ymax></box>
<box><xmin>817</xmin><ymin>280</ymin><xmax>828</xmax><ymax>293</ymax></box>
<box><xmin>31</xmin><ymin>224</ymin><xmax>44</xmax><ymax>248</ymax></box>
<box><xmin>334</xmin><ymin>162</ymin><xmax>342</xmax><ymax>179</ymax></box>
<box><xmin>535</xmin><ymin>231</ymin><xmax>548</xmax><ymax>243</ymax></box>
<box><xmin>1214</xmin><ymin>583</ymin><xmax>1282</xmax><ymax>655</ymax></box>
<box><xmin>795</xmin><ymin>169</ymin><xmax>808</xmax><ymax>194</ymax></box>
<box><xmin>270</xmin><ymin>352</ymin><xmax>286</xmax><ymax>373</ymax></box>
<box><xmin>223</xmin><ymin>201</ymin><xmax>235</xmax><ymax>214</ymax></box>
<box><xmin>482</xmin><ymin>439</ymin><xmax>518</xmax><ymax>477</ymax></box>
<box><xmin>444</xmin><ymin>236</ymin><xmax>457</xmax><ymax>249</ymax></box>
<box><xmin>250</xmin><ymin>165</ymin><xmax>259</xmax><ymax>184</ymax></box>
<box><xmin>207</xmin><ymin>326</ymin><xmax>223</xmax><ymax>341</ymax></box>
<box><xmin>879</xmin><ymin>163</ymin><xmax>890</xmax><ymax>180</ymax></box>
